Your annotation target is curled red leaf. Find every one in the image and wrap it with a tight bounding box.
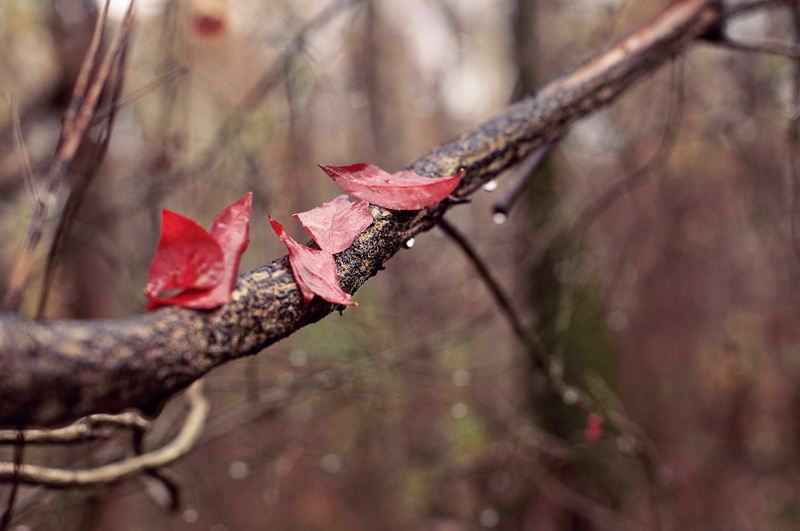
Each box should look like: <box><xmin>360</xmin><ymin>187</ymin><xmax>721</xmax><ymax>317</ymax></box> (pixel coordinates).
<box><xmin>145</xmin><ymin>193</ymin><xmax>252</xmax><ymax>310</ymax></box>
<box><xmin>319</xmin><ymin>163</ymin><xmax>462</xmax><ymax>210</ymax></box>
<box><xmin>269</xmin><ymin>214</ymin><xmax>356</xmax><ymax>307</ymax></box>
<box><xmin>293</xmin><ymin>195</ymin><xmax>373</xmax><ymax>254</ymax></box>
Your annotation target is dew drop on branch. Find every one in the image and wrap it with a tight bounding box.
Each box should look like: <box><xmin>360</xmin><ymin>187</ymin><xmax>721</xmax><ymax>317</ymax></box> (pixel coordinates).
<box><xmin>404</xmin><ymin>237</ymin><xmax>416</xmax><ymax>248</ymax></box>
<box><xmin>492</xmin><ymin>212</ymin><xmax>507</xmax><ymax>225</ymax></box>
<box><xmin>482</xmin><ymin>179</ymin><xmax>498</xmax><ymax>192</ymax></box>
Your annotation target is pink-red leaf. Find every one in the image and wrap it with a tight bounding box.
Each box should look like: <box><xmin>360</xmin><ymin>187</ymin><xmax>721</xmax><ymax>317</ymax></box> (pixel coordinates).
<box><xmin>585</xmin><ymin>413</ymin><xmax>604</xmax><ymax>441</ymax></box>
<box><xmin>319</xmin><ymin>163</ymin><xmax>462</xmax><ymax>210</ymax></box>
<box><xmin>270</xmin><ymin>214</ymin><xmax>356</xmax><ymax>306</ymax></box>
<box><xmin>144</xmin><ymin>211</ymin><xmax>224</xmax><ymax>298</ymax></box>
<box><xmin>146</xmin><ymin>193</ymin><xmax>252</xmax><ymax>310</ymax></box>
<box><xmin>293</xmin><ymin>195</ymin><xmax>373</xmax><ymax>254</ymax></box>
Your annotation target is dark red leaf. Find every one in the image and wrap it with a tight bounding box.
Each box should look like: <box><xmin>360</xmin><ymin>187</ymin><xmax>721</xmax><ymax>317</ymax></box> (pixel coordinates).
<box><xmin>585</xmin><ymin>413</ymin><xmax>604</xmax><ymax>441</ymax></box>
<box><xmin>144</xmin><ymin>211</ymin><xmax>224</xmax><ymax>298</ymax></box>
<box><xmin>270</xmin><ymin>214</ymin><xmax>356</xmax><ymax>306</ymax></box>
<box><xmin>194</xmin><ymin>14</ymin><xmax>226</xmax><ymax>37</ymax></box>
<box><xmin>146</xmin><ymin>193</ymin><xmax>252</xmax><ymax>310</ymax></box>
<box><xmin>319</xmin><ymin>163</ymin><xmax>462</xmax><ymax>210</ymax></box>
<box><xmin>293</xmin><ymin>195</ymin><xmax>373</xmax><ymax>254</ymax></box>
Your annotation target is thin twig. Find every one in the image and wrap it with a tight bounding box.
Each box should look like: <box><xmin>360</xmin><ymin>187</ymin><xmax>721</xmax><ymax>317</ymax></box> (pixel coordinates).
<box><xmin>36</xmin><ymin>4</ymin><xmax>134</xmax><ymax>318</ymax></box>
<box><xmin>438</xmin><ymin>218</ymin><xmax>547</xmax><ymax>371</ymax></box>
<box><xmin>0</xmin><ymin>429</ymin><xmax>24</xmax><ymax>531</ymax></box>
<box><xmin>787</xmin><ymin>1</ymin><xmax>800</xmax><ymax>266</ymax></box>
<box><xmin>722</xmin><ymin>0</ymin><xmax>784</xmax><ymax>19</ymax></box>
<box><xmin>492</xmin><ymin>140</ymin><xmax>558</xmax><ymax>220</ymax></box>
<box><xmin>538</xmin><ymin>469</ymin><xmax>655</xmax><ymax>531</ymax></box>
<box><xmin>90</xmin><ymin>66</ymin><xmax>188</xmax><ymax>125</ymax></box>
<box><xmin>2</xmin><ymin>0</ymin><xmax>134</xmax><ymax>313</ymax></box>
<box><xmin>195</xmin><ymin>0</ymin><xmax>361</xmax><ymax>172</ymax></box>
<box><xmin>0</xmin><ymin>380</ymin><xmax>208</xmax><ymax>487</ymax></box>
<box><xmin>710</xmin><ymin>35</ymin><xmax>800</xmax><ymax>58</ymax></box>
<box><xmin>9</xmin><ymin>96</ymin><xmax>37</xmax><ymax>204</ymax></box>
<box><xmin>573</xmin><ymin>59</ymin><xmax>685</xmax><ymax>235</ymax></box>
<box><xmin>0</xmin><ymin>413</ymin><xmax>149</xmax><ymax>444</ymax></box>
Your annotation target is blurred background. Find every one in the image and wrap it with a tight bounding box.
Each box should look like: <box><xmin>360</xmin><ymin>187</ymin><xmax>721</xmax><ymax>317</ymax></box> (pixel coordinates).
<box><xmin>2</xmin><ymin>0</ymin><xmax>800</xmax><ymax>529</ymax></box>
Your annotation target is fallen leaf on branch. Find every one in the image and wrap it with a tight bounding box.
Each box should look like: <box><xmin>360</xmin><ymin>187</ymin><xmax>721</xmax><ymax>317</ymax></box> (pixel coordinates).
<box><xmin>294</xmin><ymin>195</ymin><xmax>373</xmax><ymax>254</ymax></box>
<box><xmin>318</xmin><ymin>163</ymin><xmax>462</xmax><ymax>210</ymax></box>
<box><xmin>269</xmin><ymin>214</ymin><xmax>356</xmax><ymax>306</ymax></box>
<box><xmin>145</xmin><ymin>193</ymin><xmax>252</xmax><ymax>310</ymax></box>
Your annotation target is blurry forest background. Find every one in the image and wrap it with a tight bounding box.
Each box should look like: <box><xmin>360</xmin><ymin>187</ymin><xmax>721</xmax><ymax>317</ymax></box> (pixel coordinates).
<box><xmin>2</xmin><ymin>0</ymin><xmax>800</xmax><ymax>530</ymax></box>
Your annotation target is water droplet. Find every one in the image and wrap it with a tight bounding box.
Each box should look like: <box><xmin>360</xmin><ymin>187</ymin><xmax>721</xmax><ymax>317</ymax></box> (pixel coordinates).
<box><xmin>451</xmin><ymin>402</ymin><xmax>468</xmax><ymax>418</ymax></box>
<box><xmin>616</xmin><ymin>435</ymin><xmax>636</xmax><ymax>454</ymax></box>
<box><xmin>562</xmin><ymin>388</ymin><xmax>579</xmax><ymax>405</ymax></box>
<box><xmin>480</xmin><ymin>508</ymin><xmax>500</xmax><ymax>528</ymax></box>
<box><xmin>289</xmin><ymin>349</ymin><xmax>308</xmax><ymax>367</ymax></box>
<box><xmin>320</xmin><ymin>453</ymin><xmax>342</xmax><ymax>473</ymax></box>
<box><xmin>183</xmin><ymin>509</ymin><xmax>198</xmax><ymax>523</ymax></box>
<box><xmin>404</xmin><ymin>237</ymin><xmax>416</xmax><ymax>248</ymax></box>
<box><xmin>482</xmin><ymin>179</ymin><xmax>498</xmax><ymax>192</ymax></box>
<box><xmin>452</xmin><ymin>369</ymin><xmax>471</xmax><ymax>386</ymax></box>
<box><xmin>228</xmin><ymin>460</ymin><xmax>249</xmax><ymax>480</ymax></box>
<box><xmin>492</xmin><ymin>212</ymin><xmax>507</xmax><ymax>225</ymax></box>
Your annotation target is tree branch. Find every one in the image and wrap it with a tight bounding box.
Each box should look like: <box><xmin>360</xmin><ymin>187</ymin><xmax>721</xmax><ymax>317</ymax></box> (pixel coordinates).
<box><xmin>0</xmin><ymin>0</ymin><xmax>723</xmax><ymax>427</ymax></box>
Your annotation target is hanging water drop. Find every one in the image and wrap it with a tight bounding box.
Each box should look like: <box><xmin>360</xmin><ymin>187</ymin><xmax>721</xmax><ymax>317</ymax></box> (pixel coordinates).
<box><xmin>404</xmin><ymin>237</ymin><xmax>416</xmax><ymax>248</ymax></box>
<box><xmin>482</xmin><ymin>179</ymin><xmax>498</xmax><ymax>192</ymax></box>
<box><xmin>492</xmin><ymin>212</ymin><xmax>507</xmax><ymax>225</ymax></box>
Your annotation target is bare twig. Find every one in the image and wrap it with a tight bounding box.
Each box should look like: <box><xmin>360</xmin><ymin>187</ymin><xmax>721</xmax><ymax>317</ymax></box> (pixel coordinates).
<box><xmin>9</xmin><ymin>96</ymin><xmax>37</xmax><ymax>204</ymax></box>
<box><xmin>710</xmin><ymin>35</ymin><xmax>800</xmax><ymax>58</ymax></box>
<box><xmin>36</xmin><ymin>3</ymin><xmax>134</xmax><ymax>318</ymax></box>
<box><xmin>2</xmin><ymin>0</ymin><xmax>134</xmax><ymax>313</ymax></box>
<box><xmin>537</xmin><ymin>470</ymin><xmax>654</xmax><ymax>531</ymax></box>
<box><xmin>0</xmin><ymin>430</ymin><xmax>24</xmax><ymax>531</ymax></box>
<box><xmin>90</xmin><ymin>66</ymin><xmax>188</xmax><ymax>125</ymax></box>
<box><xmin>491</xmin><ymin>140</ymin><xmax>558</xmax><ymax>220</ymax></box>
<box><xmin>0</xmin><ymin>380</ymin><xmax>207</xmax><ymax>487</ymax></box>
<box><xmin>721</xmin><ymin>0</ymin><xmax>783</xmax><ymax>19</ymax></box>
<box><xmin>0</xmin><ymin>413</ymin><xmax>149</xmax><ymax>444</ymax></box>
<box><xmin>438</xmin><ymin>218</ymin><xmax>546</xmax><ymax>370</ymax></box>
<box><xmin>787</xmin><ymin>1</ymin><xmax>800</xmax><ymax>266</ymax></box>
<box><xmin>195</xmin><ymin>0</ymin><xmax>361</xmax><ymax>172</ymax></box>
<box><xmin>573</xmin><ymin>58</ymin><xmax>685</xmax><ymax>236</ymax></box>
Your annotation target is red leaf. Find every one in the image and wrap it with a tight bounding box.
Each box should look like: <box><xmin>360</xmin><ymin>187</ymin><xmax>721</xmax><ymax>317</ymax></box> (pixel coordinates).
<box><xmin>270</xmin><ymin>214</ymin><xmax>356</xmax><ymax>306</ymax></box>
<box><xmin>293</xmin><ymin>195</ymin><xmax>373</xmax><ymax>254</ymax></box>
<box><xmin>146</xmin><ymin>193</ymin><xmax>252</xmax><ymax>310</ymax></box>
<box><xmin>585</xmin><ymin>413</ymin><xmax>604</xmax><ymax>441</ymax></box>
<box><xmin>319</xmin><ymin>163</ymin><xmax>462</xmax><ymax>210</ymax></box>
<box><xmin>194</xmin><ymin>14</ymin><xmax>226</xmax><ymax>37</ymax></box>
<box><xmin>144</xmin><ymin>211</ymin><xmax>224</xmax><ymax>297</ymax></box>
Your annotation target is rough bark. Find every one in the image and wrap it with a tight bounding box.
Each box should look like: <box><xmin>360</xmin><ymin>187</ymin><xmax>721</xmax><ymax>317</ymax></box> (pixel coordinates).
<box><xmin>0</xmin><ymin>0</ymin><xmax>722</xmax><ymax>427</ymax></box>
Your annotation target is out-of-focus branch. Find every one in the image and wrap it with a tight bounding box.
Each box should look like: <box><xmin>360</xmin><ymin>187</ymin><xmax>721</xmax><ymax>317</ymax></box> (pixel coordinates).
<box><xmin>0</xmin><ymin>381</ymin><xmax>207</xmax><ymax>487</ymax></box>
<box><xmin>1</xmin><ymin>1</ymin><xmax>131</xmax><ymax>313</ymax></box>
<box><xmin>437</xmin><ymin>218</ymin><xmax>546</xmax><ymax>369</ymax></box>
<box><xmin>0</xmin><ymin>0</ymin><xmax>723</xmax><ymax>428</ymax></box>
<box><xmin>0</xmin><ymin>413</ymin><xmax>149</xmax><ymax>444</ymax></box>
